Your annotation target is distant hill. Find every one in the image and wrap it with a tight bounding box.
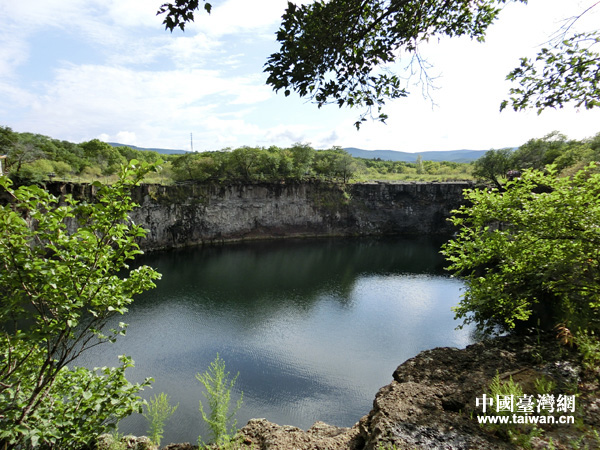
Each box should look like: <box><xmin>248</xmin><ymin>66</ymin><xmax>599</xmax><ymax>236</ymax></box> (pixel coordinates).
<box><xmin>108</xmin><ymin>142</ymin><xmax>187</xmax><ymax>155</ymax></box>
<box><xmin>344</xmin><ymin>147</ymin><xmax>488</xmax><ymax>163</ymax></box>
<box><xmin>107</xmin><ymin>142</ymin><xmax>487</xmax><ymax>162</ymax></box>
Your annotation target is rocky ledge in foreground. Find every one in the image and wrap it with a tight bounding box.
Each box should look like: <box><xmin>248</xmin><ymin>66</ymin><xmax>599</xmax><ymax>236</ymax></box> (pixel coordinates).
<box><xmin>236</xmin><ymin>334</ymin><xmax>599</xmax><ymax>450</ymax></box>
<box><xmin>107</xmin><ymin>334</ymin><xmax>599</xmax><ymax>450</ymax></box>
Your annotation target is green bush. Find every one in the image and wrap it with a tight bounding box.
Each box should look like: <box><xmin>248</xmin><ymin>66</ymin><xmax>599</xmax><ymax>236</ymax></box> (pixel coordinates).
<box><xmin>16</xmin><ymin>158</ymin><xmax>54</xmax><ymax>183</ymax></box>
<box><xmin>0</xmin><ymin>161</ymin><xmax>160</xmax><ymax>449</ymax></box>
<box><xmin>143</xmin><ymin>392</ymin><xmax>179</xmax><ymax>446</ymax></box>
<box><xmin>442</xmin><ymin>163</ymin><xmax>600</xmax><ymax>334</ymax></box>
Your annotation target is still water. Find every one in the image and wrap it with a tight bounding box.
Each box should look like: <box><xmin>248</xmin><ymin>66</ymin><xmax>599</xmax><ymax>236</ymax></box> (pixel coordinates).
<box><xmin>77</xmin><ymin>236</ymin><xmax>473</xmax><ymax>444</ymax></box>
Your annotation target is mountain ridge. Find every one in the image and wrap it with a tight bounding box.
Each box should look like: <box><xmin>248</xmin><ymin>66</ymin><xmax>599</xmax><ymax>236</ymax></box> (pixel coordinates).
<box><xmin>343</xmin><ymin>147</ymin><xmax>488</xmax><ymax>163</ymax></box>
<box><xmin>107</xmin><ymin>142</ymin><xmax>488</xmax><ymax>162</ymax></box>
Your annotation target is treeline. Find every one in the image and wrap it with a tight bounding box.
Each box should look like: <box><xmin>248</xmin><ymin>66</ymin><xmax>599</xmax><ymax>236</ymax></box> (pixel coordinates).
<box><xmin>358</xmin><ymin>156</ymin><xmax>472</xmax><ymax>180</ymax></box>
<box><xmin>170</xmin><ymin>144</ymin><xmax>358</xmax><ymax>183</ymax></box>
<box><xmin>0</xmin><ymin>126</ymin><xmax>472</xmax><ymax>184</ymax></box>
<box><xmin>0</xmin><ymin>127</ymin><xmax>161</xmax><ymax>183</ymax></box>
<box><xmin>3</xmin><ymin>125</ymin><xmax>597</xmax><ymax>186</ymax></box>
<box><xmin>473</xmin><ymin>131</ymin><xmax>600</xmax><ymax>188</ymax></box>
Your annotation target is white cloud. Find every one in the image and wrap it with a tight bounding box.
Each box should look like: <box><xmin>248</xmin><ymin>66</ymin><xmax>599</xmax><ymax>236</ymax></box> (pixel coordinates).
<box><xmin>114</xmin><ymin>131</ymin><xmax>138</xmax><ymax>145</ymax></box>
<box><xmin>184</xmin><ymin>0</ymin><xmax>291</xmax><ymax>37</ymax></box>
<box><xmin>1</xmin><ymin>0</ymin><xmax>599</xmax><ymax>151</ymax></box>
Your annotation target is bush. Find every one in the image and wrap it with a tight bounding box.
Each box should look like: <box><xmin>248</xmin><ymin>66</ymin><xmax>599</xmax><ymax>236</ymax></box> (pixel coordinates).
<box><xmin>0</xmin><ymin>161</ymin><xmax>160</xmax><ymax>449</ymax></box>
<box><xmin>442</xmin><ymin>163</ymin><xmax>600</xmax><ymax>335</ymax></box>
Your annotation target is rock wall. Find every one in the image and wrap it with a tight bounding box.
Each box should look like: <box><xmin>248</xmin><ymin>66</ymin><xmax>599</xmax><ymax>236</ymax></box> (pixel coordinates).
<box><xmin>46</xmin><ymin>180</ymin><xmax>472</xmax><ymax>251</ymax></box>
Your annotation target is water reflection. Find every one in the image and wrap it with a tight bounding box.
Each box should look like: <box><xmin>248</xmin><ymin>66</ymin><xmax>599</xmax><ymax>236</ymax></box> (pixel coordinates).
<box><xmin>77</xmin><ymin>237</ymin><xmax>472</xmax><ymax>444</ymax></box>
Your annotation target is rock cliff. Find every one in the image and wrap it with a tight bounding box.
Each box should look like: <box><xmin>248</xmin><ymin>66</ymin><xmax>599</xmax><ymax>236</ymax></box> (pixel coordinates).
<box><xmin>46</xmin><ymin>180</ymin><xmax>472</xmax><ymax>251</ymax></box>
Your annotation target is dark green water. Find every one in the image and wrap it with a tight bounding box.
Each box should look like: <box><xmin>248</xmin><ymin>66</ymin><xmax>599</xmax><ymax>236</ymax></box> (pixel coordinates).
<box><xmin>77</xmin><ymin>236</ymin><xmax>473</xmax><ymax>443</ymax></box>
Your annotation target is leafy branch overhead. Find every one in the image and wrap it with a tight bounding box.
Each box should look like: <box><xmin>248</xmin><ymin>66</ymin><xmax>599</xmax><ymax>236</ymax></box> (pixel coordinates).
<box><xmin>157</xmin><ymin>0</ymin><xmax>599</xmax><ymax>125</ymax></box>
<box><xmin>157</xmin><ymin>0</ymin><xmax>526</xmax><ymax>128</ymax></box>
<box><xmin>264</xmin><ymin>0</ymin><xmax>525</xmax><ymax>128</ymax></box>
<box><xmin>502</xmin><ymin>31</ymin><xmax>600</xmax><ymax>113</ymax></box>
<box><xmin>158</xmin><ymin>0</ymin><xmax>212</xmax><ymax>32</ymax></box>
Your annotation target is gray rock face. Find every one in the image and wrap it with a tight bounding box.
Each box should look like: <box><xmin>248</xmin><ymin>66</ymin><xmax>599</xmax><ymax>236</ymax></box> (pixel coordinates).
<box><xmin>45</xmin><ymin>180</ymin><xmax>471</xmax><ymax>251</ymax></box>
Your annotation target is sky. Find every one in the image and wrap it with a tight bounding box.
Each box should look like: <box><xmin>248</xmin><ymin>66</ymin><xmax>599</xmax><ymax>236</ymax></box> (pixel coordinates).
<box><xmin>0</xmin><ymin>0</ymin><xmax>599</xmax><ymax>153</ymax></box>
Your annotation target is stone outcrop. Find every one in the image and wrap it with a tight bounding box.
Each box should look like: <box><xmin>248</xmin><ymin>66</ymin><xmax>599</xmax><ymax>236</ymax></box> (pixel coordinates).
<box><xmin>237</xmin><ymin>334</ymin><xmax>598</xmax><ymax>450</ymax></box>
<box><xmin>46</xmin><ymin>180</ymin><xmax>472</xmax><ymax>251</ymax></box>
<box><xmin>96</xmin><ymin>335</ymin><xmax>598</xmax><ymax>450</ymax></box>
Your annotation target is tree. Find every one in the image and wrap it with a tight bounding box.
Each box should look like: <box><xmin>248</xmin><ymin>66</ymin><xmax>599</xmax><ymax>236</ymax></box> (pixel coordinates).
<box><xmin>158</xmin><ymin>1</ymin><xmax>600</xmax><ymax>126</ymax></box>
<box><xmin>158</xmin><ymin>0</ymin><xmax>527</xmax><ymax>128</ymax></box>
<box><xmin>0</xmin><ymin>161</ymin><xmax>160</xmax><ymax>449</ymax></box>
<box><xmin>5</xmin><ymin>141</ymin><xmax>47</xmax><ymax>179</ymax></box>
<box><xmin>472</xmin><ymin>148</ymin><xmax>514</xmax><ymax>189</ymax></box>
<box><xmin>81</xmin><ymin>139</ymin><xmax>127</xmax><ymax>175</ymax></box>
<box><xmin>415</xmin><ymin>154</ymin><xmax>424</xmax><ymax>175</ymax></box>
<box><xmin>511</xmin><ymin>131</ymin><xmax>569</xmax><ymax>170</ymax></box>
<box><xmin>441</xmin><ymin>163</ymin><xmax>600</xmax><ymax>335</ymax></box>
<box><xmin>0</xmin><ymin>126</ymin><xmax>16</xmax><ymax>154</ymax></box>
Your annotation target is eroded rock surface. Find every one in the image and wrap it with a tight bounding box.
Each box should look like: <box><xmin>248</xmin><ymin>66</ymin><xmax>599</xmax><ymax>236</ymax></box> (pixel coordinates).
<box><xmin>238</xmin><ymin>334</ymin><xmax>598</xmax><ymax>450</ymax></box>
<box><xmin>103</xmin><ymin>335</ymin><xmax>598</xmax><ymax>450</ymax></box>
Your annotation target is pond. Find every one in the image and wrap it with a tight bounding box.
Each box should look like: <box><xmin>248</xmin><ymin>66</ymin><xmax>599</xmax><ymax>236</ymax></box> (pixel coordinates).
<box><xmin>76</xmin><ymin>236</ymin><xmax>474</xmax><ymax>444</ymax></box>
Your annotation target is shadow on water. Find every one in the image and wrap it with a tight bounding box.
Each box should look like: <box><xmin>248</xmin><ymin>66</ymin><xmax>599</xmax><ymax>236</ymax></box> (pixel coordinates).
<box><xmin>77</xmin><ymin>236</ymin><xmax>473</xmax><ymax>444</ymax></box>
<box><xmin>134</xmin><ymin>235</ymin><xmax>450</xmax><ymax>306</ymax></box>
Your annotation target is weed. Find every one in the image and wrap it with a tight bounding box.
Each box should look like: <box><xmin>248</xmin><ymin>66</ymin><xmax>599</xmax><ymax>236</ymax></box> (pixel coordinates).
<box><xmin>481</xmin><ymin>372</ymin><xmax>542</xmax><ymax>447</ymax></box>
<box><xmin>576</xmin><ymin>330</ymin><xmax>600</xmax><ymax>371</ymax></box>
<box><xmin>142</xmin><ymin>392</ymin><xmax>179</xmax><ymax>447</ymax></box>
<box><xmin>534</xmin><ymin>375</ymin><xmax>557</xmax><ymax>396</ymax></box>
<box><xmin>196</xmin><ymin>354</ymin><xmax>244</xmax><ymax>447</ymax></box>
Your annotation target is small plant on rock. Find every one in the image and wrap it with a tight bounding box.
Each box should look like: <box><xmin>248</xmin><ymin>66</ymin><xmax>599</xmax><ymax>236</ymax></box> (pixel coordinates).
<box><xmin>143</xmin><ymin>392</ymin><xmax>179</xmax><ymax>447</ymax></box>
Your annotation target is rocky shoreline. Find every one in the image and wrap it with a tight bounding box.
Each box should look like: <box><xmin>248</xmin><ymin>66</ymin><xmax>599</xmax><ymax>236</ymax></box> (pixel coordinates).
<box><xmin>103</xmin><ymin>333</ymin><xmax>600</xmax><ymax>450</ymax></box>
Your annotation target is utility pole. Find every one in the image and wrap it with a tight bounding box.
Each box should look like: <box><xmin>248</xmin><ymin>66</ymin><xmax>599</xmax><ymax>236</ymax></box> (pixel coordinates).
<box><xmin>190</xmin><ymin>133</ymin><xmax>194</xmax><ymax>152</ymax></box>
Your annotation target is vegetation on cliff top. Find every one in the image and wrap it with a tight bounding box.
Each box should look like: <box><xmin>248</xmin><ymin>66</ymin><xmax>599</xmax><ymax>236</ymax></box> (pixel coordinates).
<box><xmin>2</xmin><ymin>125</ymin><xmax>600</xmax><ymax>186</ymax></box>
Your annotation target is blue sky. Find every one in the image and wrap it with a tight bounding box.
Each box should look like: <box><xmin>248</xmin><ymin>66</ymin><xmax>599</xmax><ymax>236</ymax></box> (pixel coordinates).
<box><xmin>1</xmin><ymin>0</ymin><xmax>599</xmax><ymax>152</ymax></box>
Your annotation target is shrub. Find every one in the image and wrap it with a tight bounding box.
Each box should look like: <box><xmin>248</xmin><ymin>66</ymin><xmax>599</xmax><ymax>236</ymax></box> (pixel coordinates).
<box><xmin>442</xmin><ymin>163</ymin><xmax>600</xmax><ymax>335</ymax></box>
<box><xmin>0</xmin><ymin>161</ymin><xmax>160</xmax><ymax>449</ymax></box>
<box><xmin>143</xmin><ymin>392</ymin><xmax>179</xmax><ymax>446</ymax></box>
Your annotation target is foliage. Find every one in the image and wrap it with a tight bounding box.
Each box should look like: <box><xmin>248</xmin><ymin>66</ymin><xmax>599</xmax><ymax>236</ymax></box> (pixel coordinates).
<box><xmin>502</xmin><ymin>31</ymin><xmax>600</xmax><ymax>113</ymax></box>
<box><xmin>511</xmin><ymin>131</ymin><xmax>570</xmax><ymax>171</ymax></box>
<box><xmin>142</xmin><ymin>392</ymin><xmax>179</xmax><ymax>446</ymax></box>
<box><xmin>264</xmin><ymin>0</ymin><xmax>524</xmax><ymax>128</ymax></box>
<box><xmin>158</xmin><ymin>0</ymin><xmax>212</xmax><ymax>32</ymax></box>
<box><xmin>0</xmin><ymin>130</ymin><xmax>163</xmax><ymax>183</ymax></box>
<box><xmin>575</xmin><ymin>330</ymin><xmax>600</xmax><ymax>371</ymax></box>
<box><xmin>170</xmin><ymin>145</ymin><xmax>361</xmax><ymax>184</ymax></box>
<box><xmin>480</xmin><ymin>372</ymin><xmax>543</xmax><ymax>447</ymax></box>
<box><xmin>157</xmin><ymin>1</ymin><xmax>599</xmax><ymax>128</ymax></box>
<box><xmin>534</xmin><ymin>375</ymin><xmax>556</xmax><ymax>396</ymax></box>
<box><xmin>442</xmin><ymin>163</ymin><xmax>600</xmax><ymax>334</ymax></box>
<box><xmin>488</xmin><ymin>372</ymin><xmax>524</xmax><ymax>416</ymax></box>
<box><xmin>4</xmin><ymin>126</ymin><xmax>600</xmax><ymax>185</ymax></box>
<box><xmin>196</xmin><ymin>354</ymin><xmax>243</xmax><ymax>447</ymax></box>
<box><xmin>0</xmin><ymin>161</ymin><xmax>160</xmax><ymax>449</ymax></box>
<box><xmin>81</xmin><ymin>139</ymin><xmax>127</xmax><ymax>176</ymax></box>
